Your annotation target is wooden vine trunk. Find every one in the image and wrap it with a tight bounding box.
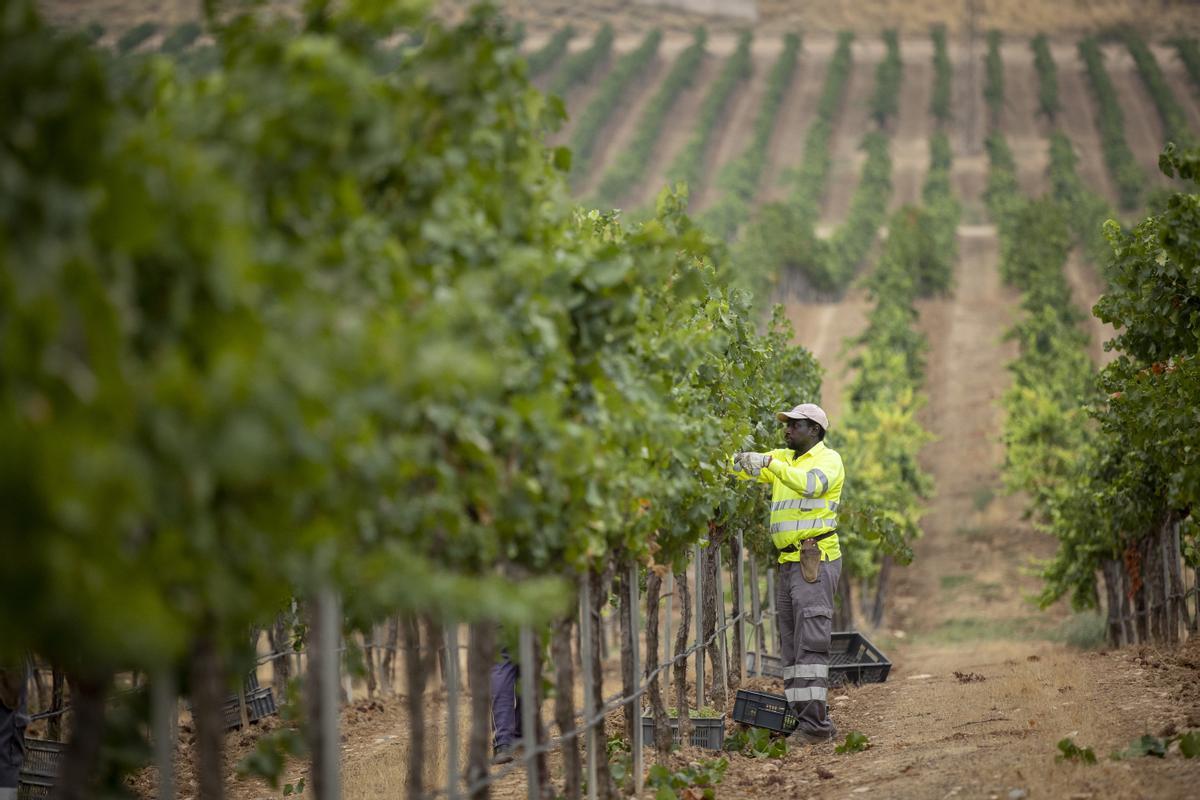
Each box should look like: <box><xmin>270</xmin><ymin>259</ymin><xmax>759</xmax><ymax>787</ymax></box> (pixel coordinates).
<box><xmin>727</xmin><ymin>537</ymin><xmax>742</xmax><ymax>692</ymax></box>
<box><xmin>530</xmin><ymin>629</ymin><xmax>552</xmax><ymax>800</ymax></box>
<box><xmin>381</xmin><ymin>615</ymin><xmax>399</xmax><ymax>694</ymax></box>
<box><xmin>191</xmin><ymin>634</ymin><xmax>226</xmax><ymax>800</ymax></box>
<box><xmin>268</xmin><ymin>612</ymin><xmax>291</xmax><ymax>699</ymax></box>
<box><xmin>53</xmin><ymin>674</ymin><xmax>108</xmax><ymax>800</ymax></box>
<box><xmin>1101</xmin><ymin>512</ymin><xmax>1190</xmax><ymax>646</ymax></box>
<box><xmin>49</xmin><ymin>668</ymin><xmax>64</xmax><ymax>742</ymax></box>
<box><xmin>401</xmin><ymin>618</ymin><xmax>423</xmax><ymax>796</ymax></box>
<box><xmin>833</xmin><ymin>571</ymin><xmax>854</xmax><ymax>631</ymax></box>
<box><xmin>671</xmin><ymin>570</ymin><xmax>692</xmax><ymax>746</ymax></box>
<box><xmin>467</xmin><ymin>622</ymin><xmax>494</xmax><ymax>800</ymax></box>
<box><xmin>618</xmin><ymin>568</ymin><xmax>637</xmax><ymax>748</ymax></box>
<box><xmin>702</xmin><ymin>527</ymin><xmax>726</xmax><ymax>710</ymax></box>
<box><xmin>552</xmin><ymin>616</ymin><xmax>581</xmax><ymax>800</ymax></box>
<box><xmin>364</xmin><ymin>628</ymin><xmax>377</xmax><ymax>700</ymax></box>
<box><xmin>644</xmin><ymin>570</ymin><xmax>673</xmax><ymax>757</ymax></box>
<box><xmin>871</xmin><ymin>556</ymin><xmax>892</xmax><ymax>628</ymax></box>
<box><xmin>587</xmin><ymin>566</ymin><xmax>619</xmax><ymax>800</ymax></box>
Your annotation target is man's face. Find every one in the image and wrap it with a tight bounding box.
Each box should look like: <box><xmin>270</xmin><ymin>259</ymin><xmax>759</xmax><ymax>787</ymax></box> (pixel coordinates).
<box><xmin>784</xmin><ymin>417</ymin><xmax>819</xmax><ymax>450</ymax></box>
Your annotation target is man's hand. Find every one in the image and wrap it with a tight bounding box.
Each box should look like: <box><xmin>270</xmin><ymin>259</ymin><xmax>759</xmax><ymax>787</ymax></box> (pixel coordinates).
<box><xmin>734</xmin><ymin>452</ymin><xmax>772</xmax><ymax>476</ymax></box>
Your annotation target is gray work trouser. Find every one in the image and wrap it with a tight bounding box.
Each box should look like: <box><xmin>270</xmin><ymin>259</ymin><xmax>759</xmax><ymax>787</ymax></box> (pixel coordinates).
<box><xmin>777</xmin><ymin>556</ymin><xmax>841</xmax><ymax>738</ymax></box>
<box><xmin>0</xmin><ymin>702</ymin><xmax>26</xmax><ymax>790</ymax></box>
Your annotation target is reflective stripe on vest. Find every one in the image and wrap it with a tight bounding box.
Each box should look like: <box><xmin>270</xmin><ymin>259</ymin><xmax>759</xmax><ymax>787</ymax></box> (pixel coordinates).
<box><xmin>770</xmin><ymin>518</ymin><xmax>838</xmax><ymax>534</ymax></box>
<box><xmin>783</xmin><ymin>663</ymin><xmax>829</xmax><ymax>680</ymax></box>
<box><xmin>804</xmin><ymin>468</ymin><xmax>829</xmax><ymax>498</ymax></box>
<box><xmin>771</xmin><ymin>498</ymin><xmax>840</xmax><ymax>512</ymax></box>
<box><xmin>785</xmin><ymin>686</ymin><xmax>828</xmax><ymax>703</ymax></box>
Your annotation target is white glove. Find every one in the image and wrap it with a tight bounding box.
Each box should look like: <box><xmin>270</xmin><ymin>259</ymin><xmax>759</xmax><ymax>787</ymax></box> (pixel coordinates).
<box><xmin>735</xmin><ymin>452</ymin><xmax>771</xmax><ymax>476</ymax></box>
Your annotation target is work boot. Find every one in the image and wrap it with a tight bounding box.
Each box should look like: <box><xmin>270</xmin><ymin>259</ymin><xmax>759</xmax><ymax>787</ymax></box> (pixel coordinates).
<box><xmin>791</xmin><ymin>726</ymin><xmax>837</xmax><ymax>745</ymax></box>
<box><xmin>491</xmin><ymin>743</ymin><xmax>518</xmax><ymax>765</ymax></box>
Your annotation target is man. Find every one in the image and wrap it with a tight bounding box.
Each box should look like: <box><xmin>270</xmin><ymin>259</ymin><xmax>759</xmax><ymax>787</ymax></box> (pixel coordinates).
<box><xmin>490</xmin><ymin>647</ymin><xmax>521</xmax><ymax>765</ymax></box>
<box><xmin>0</xmin><ymin>664</ymin><xmax>27</xmax><ymax>800</ymax></box>
<box><xmin>732</xmin><ymin>403</ymin><xmax>844</xmax><ymax>744</ymax></box>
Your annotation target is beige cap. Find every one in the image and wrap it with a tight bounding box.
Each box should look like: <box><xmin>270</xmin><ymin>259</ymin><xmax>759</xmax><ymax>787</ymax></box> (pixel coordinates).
<box><xmin>776</xmin><ymin>403</ymin><xmax>829</xmax><ymax>431</ymax></box>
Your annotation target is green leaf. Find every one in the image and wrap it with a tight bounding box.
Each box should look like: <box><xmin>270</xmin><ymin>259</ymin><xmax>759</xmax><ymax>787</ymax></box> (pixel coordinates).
<box><xmin>835</xmin><ymin>731</ymin><xmax>872</xmax><ymax>754</ymax></box>
<box><xmin>552</xmin><ymin>146</ymin><xmax>572</xmax><ymax>173</ymax></box>
<box><xmin>1056</xmin><ymin>737</ymin><xmax>1097</xmax><ymax>764</ymax></box>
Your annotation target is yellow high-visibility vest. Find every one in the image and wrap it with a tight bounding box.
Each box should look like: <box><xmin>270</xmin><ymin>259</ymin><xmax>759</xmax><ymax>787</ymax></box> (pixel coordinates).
<box><xmin>731</xmin><ymin>441</ymin><xmax>844</xmax><ymax>563</ymax></box>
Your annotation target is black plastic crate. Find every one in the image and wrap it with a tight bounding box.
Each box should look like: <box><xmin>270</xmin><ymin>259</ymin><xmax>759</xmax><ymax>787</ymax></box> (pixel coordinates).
<box><xmin>743</xmin><ymin>651</ymin><xmax>784</xmax><ymax>678</ymax></box>
<box><xmin>640</xmin><ymin>714</ymin><xmax>725</xmax><ymax>751</ymax></box>
<box><xmin>732</xmin><ymin>690</ymin><xmax>798</xmax><ymax>734</ymax></box>
<box><xmin>829</xmin><ymin>631</ymin><xmax>891</xmax><ymax>686</ymax></box>
<box><xmin>221</xmin><ymin>685</ymin><xmax>278</xmax><ymax>730</ymax></box>
<box><xmin>18</xmin><ymin>738</ymin><xmax>64</xmax><ymax>800</ymax></box>
<box><xmin>743</xmin><ymin>632</ymin><xmax>891</xmax><ymax>687</ymax></box>
<box><xmin>17</xmin><ymin>774</ymin><xmax>53</xmax><ymax>800</ymax></box>
<box><xmin>21</xmin><ymin>738</ymin><xmax>64</xmax><ymax>778</ymax></box>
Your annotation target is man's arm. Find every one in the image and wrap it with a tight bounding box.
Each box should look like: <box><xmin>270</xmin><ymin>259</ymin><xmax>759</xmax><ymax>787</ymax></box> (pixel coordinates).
<box><xmin>765</xmin><ymin>453</ymin><xmax>842</xmax><ymax>497</ymax></box>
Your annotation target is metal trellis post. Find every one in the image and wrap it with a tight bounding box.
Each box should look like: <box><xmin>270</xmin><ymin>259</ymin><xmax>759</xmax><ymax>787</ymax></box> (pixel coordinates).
<box><xmin>445</xmin><ymin>623</ymin><xmax>461</xmax><ymax>800</ymax></box>
<box><xmin>749</xmin><ymin>557</ymin><xmax>762</xmax><ymax>676</ymax></box>
<box><xmin>316</xmin><ymin>588</ymin><xmax>342</xmax><ymax>800</ymax></box>
<box><xmin>735</xmin><ymin>532</ymin><xmax>745</xmax><ymax>678</ymax></box>
<box><xmin>152</xmin><ymin>669</ymin><xmax>176</xmax><ymax>800</ymax></box>
<box><xmin>520</xmin><ymin>626</ymin><xmax>537</xmax><ymax>800</ymax></box>
<box><xmin>715</xmin><ymin>544</ymin><xmax>727</xmax><ymax>695</ymax></box>
<box><xmin>663</xmin><ymin>571</ymin><xmax>673</xmax><ymax>694</ymax></box>
<box><xmin>629</xmin><ymin>565</ymin><xmax>643</xmax><ymax>795</ymax></box>
<box><xmin>767</xmin><ymin>568</ymin><xmax>779</xmax><ymax>657</ymax></box>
